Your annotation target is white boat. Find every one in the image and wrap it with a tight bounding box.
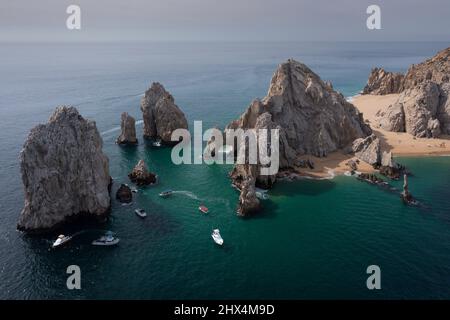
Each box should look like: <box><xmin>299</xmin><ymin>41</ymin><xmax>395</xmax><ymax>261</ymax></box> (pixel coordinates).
<box><xmin>135</xmin><ymin>208</ymin><xmax>147</xmax><ymax>218</ymax></box>
<box><xmin>255</xmin><ymin>188</ymin><xmax>269</xmax><ymax>200</ymax></box>
<box><xmin>52</xmin><ymin>234</ymin><xmax>72</xmax><ymax>248</ymax></box>
<box><xmin>211</xmin><ymin>229</ymin><xmax>223</xmax><ymax>246</ymax></box>
<box><xmin>131</xmin><ymin>188</ymin><xmax>138</xmax><ymax>193</ymax></box>
<box><xmin>152</xmin><ymin>139</ymin><xmax>162</xmax><ymax>147</ymax></box>
<box><xmin>159</xmin><ymin>190</ymin><xmax>173</xmax><ymax>198</ymax></box>
<box><xmin>92</xmin><ymin>232</ymin><xmax>120</xmax><ymax>246</ymax></box>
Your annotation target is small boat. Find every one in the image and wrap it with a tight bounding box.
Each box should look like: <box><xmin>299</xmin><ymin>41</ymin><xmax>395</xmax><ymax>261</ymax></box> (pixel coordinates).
<box><xmin>211</xmin><ymin>229</ymin><xmax>224</xmax><ymax>245</ymax></box>
<box><xmin>159</xmin><ymin>190</ymin><xmax>173</xmax><ymax>198</ymax></box>
<box><xmin>52</xmin><ymin>234</ymin><xmax>72</xmax><ymax>248</ymax></box>
<box><xmin>131</xmin><ymin>188</ymin><xmax>138</xmax><ymax>193</ymax></box>
<box><xmin>199</xmin><ymin>205</ymin><xmax>209</xmax><ymax>214</ymax></box>
<box><xmin>92</xmin><ymin>232</ymin><xmax>119</xmax><ymax>246</ymax></box>
<box><xmin>255</xmin><ymin>188</ymin><xmax>269</xmax><ymax>200</ymax></box>
<box><xmin>152</xmin><ymin>139</ymin><xmax>162</xmax><ymax>147</ymax></box>
<box><xmin>135</xmin><ymin>208</ymin><xmax>147</xmax><ymax>218</ymax></box>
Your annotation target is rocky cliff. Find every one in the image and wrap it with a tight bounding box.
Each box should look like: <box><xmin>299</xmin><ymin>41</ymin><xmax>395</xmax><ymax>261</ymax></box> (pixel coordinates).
<box><xmin>365</xmin><ymin>47</ymin><xmax>450</xmax><ymax>137</ymax></box>
<box><xmin>116</xmin><ymin>112</ymin><xmax>138</xmax><ymax>145</ymax></box>
<box><xmin>363</xmin><ymin>68</ymin><xmax>404</xmax><ymax>95</ymax></box>
<box><xmin>140</xmin><ymin>82</ymin><xmax>188</xmax><ymax>144</ymax></box>
<box><xmin>227</xmin><ymin>59</ymin><xmax>372</xmax><ymax>215</ymax></box>
<box><xmin>401</xmin><ymin>47</ymin><xmax>450</xmax><ymax>90</ymax></box>
<box><xmin>18</xmin><ymin>106</ymin><xmax>111</xmax><ymax>232</ymax></box>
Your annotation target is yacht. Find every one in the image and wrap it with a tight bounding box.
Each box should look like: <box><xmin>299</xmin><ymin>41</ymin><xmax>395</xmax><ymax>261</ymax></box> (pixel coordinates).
<box><xmin>135</xmin><ymin>208</ymin><xmax>147</xmax><ymax>218</ymax></box>
<box><xmin>92</xmin><ymin>232</ymin><xmax>120</xmax><ymax>246</ymax></box>
<box><xmin>211</xmin><ymin>229</ymin><xmax>224</xmax><ymax>245</ymax></box>
<box><xmin>52</xmin><ymin>234</ymin><xmax>72</xmax><ymax>248</ymax></box>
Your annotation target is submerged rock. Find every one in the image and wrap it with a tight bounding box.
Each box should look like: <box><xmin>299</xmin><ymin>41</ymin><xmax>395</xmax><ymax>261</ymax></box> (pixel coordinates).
<box><xmin>116</xmin><ymin>112</ymin><xmax>138</xmax><ymax>145</ymax></box>
<box><xmin>128</xmin><ymin>160</ymin><xmax>157</xmax><ymax>186</ymax></box>
<box><xmin>140</xmin><ymin>82</ymin><xmax>188</xmax><ymax>144</ymax></box>
<box><xmin>363</xmin><ymin>68</ymin><xmax>404</xmax><ymax>95</ymax></box>
<box><xmin>116</xmin><ymin>184</ymin><xmax>132</xmax><ymax>203</ymax></box>
<box><xmin>18</xmin><ymin>106</ymin><xmax>111</xmax><ymax>233</ymax></box>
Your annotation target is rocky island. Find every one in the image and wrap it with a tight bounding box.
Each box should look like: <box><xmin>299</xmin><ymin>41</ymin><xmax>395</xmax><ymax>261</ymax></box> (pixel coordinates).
<box><xmin>128</xmin><ymin>159</ymin><xmax>157</xmax><ymax>186</ymax></box>
<box><xmin>140</xmin><ymin>82</ymin><xmax>188</xmax><ymax>144</ymax></box>
<box><xmin>18</xmin><ymin>106</ymin><xmax>111</xmax><ymax>233</ymax></box>
<box><xmin>116</xmin><ymin>112</ymin><xmax>138</xmax><ymax>145</ymax></box>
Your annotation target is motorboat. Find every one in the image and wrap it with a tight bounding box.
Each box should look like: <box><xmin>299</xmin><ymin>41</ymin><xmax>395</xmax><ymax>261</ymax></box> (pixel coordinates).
<box><xmin>52</xmin><ymin>234</ymin><xmax>72</xmax><ymax>248</ymax></box>
<box><xmin>131</xmin><ymin>188</ymin><xmax>138</xmax><ymax>193</ymax></box>
<box><xmin>152</xmin><ymin>139</ymin><xmax>162</xmax><ymax>147</ymax></box>
<box><xmin>211</xmin><ymin>229</ymin><xmax>223</xmax><ymax>245</ymax></box>
<box><xmin>159</xmin><ymin>190</ymin><xmax>173</xmax><ymax>198</ymax></box>
<box><xmin>199</xmin><ymin>205</ymin><xmax>209</xmax><ymax>214</ymax></box>
<box><xmin>92</xmin><ymin>232</ymin><xmax>119</xmax><ymax>246</ymax></box>
<box><xmin>255</xmin><ymin>188</ymin><xmax>269</xmax><ymax>200</ymax></box>
<box><xmin>135</xmin><ymin>208</ymin><xmax>147</xmax><ymax>218</ymax></box>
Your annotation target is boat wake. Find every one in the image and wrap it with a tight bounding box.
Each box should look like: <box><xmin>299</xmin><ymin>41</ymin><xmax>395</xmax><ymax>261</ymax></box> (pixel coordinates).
<box><xmin>172</xmin><ymin>190</ymin><xmax>202</xmax><ymax>201</ymax></box>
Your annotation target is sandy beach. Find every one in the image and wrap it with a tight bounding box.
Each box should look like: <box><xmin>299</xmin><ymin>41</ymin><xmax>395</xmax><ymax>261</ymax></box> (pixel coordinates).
<box><xmin>296</xmin><ymin>94</ymin><xmax>450</xmax><ymax>178</ymax></box>
<box><xmin>353</xmin><ymin>94</ymin><xmax>450</xmax><ymax>156</ymax></box>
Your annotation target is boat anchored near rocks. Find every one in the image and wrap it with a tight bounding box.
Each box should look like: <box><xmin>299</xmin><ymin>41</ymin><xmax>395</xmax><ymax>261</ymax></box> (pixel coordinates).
<box><xmin>52</xmin><ymin>234</ymin><xmax>72</xmax><ymax>248</ymax></box>
<box><xmin>92</xmin><ymin>232</ymin><xmax>120</xmax><ymax>246</ymax></box>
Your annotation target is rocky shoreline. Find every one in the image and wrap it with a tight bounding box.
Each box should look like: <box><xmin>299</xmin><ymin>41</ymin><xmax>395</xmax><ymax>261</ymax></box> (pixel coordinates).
<box><xmin>18</xmin><ymin>49</ymin><xmax>449</xmax><ymax>231</ymax></box>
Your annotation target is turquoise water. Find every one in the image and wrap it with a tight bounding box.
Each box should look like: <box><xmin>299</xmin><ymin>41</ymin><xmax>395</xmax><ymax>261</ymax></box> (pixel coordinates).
<box><xmin>0</xmin><ymin>42</ymin><xmax>449</xmax><ymax>299</ymax></box>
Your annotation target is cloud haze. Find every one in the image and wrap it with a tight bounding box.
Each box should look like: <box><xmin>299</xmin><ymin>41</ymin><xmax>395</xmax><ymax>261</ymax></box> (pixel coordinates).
<box><xmin>1</xmin><ymin>0</ymin><xmax>449</xmax><ymax>41</ymax></box>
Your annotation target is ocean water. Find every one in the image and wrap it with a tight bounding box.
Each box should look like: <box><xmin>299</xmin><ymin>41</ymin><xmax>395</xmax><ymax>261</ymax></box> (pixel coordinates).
<box><xmin>0</xmin><ymin>41</ymin><xmax>449</xmax><ymax>299</ymax></box>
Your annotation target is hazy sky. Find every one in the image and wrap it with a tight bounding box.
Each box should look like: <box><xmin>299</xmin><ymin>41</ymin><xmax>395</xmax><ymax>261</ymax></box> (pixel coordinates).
<box><xmin>1</xmin><ymin>0</ymin><xmax>449</xmax><ymax>42</ymax></box>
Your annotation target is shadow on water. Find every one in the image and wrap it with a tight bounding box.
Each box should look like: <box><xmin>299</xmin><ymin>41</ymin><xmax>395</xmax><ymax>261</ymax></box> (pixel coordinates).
<box><xmin>240</xmin><ymin>199</ymin><xmax>280</xmax><ymax>220</ymax></box>
<box><xmin>270</xmin><ymin>179</ymin><xmax>337</xmax><ymax>197</ymax></box>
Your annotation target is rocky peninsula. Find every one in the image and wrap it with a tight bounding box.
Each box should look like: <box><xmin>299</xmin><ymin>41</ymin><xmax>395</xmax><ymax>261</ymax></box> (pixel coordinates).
<box><xmin>225</xmin><ymin>59</ymin><xmax>378</xmax><ymax>215</ymax></box>
<box><xmin>18</xmin><ymin>106</ymin><xmax>111</xmax><ymax>233</ymax></box>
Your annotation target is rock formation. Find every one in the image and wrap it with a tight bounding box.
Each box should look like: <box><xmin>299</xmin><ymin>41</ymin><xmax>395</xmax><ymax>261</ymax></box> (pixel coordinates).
<box><xmin>232</xmin><ymin>165</ymin><xmax>261</xmax><ymax>216</ymax></box>
<box><xmin>140</xmin><ymin>82</ymin><xmax>188</xmax><ymax>144</ymax></box>
<box><xmin>363</xmin><ymin>68</ymin><xmax>404</xmax><ymax>95</ymax></box>
<box><xmin>116</xmin><ymin>184</ymin><xmax>132</xmax><ymax>203</ymax></box>
<box><xmin>377</xmin><ymin>82</ymin><xmax>442</xmax><ymax>138</ymax></box>
<box><xmin>367</xmin><ymin>47</ymin><xmax>450</xmax><ymax>137</ymax></box>
<box><xmin>18</xmin><ymin>106</ymin><xmax>111</xmax><ymax>232</ymax></box>
<box><xmin>352</xmin><ymin>134</ymin><xmax>381</xmax><ymax>166</ymax></box>
<box><xmin>227</xmin><ymin>59</ymin><xmax>372</xmax><ymax>158</ymax></box>
<box><xmin>128</xmin><ymin>159</ymin><xmax>157</xmax><ymax>186</ymax></box>
<box><xmin>116</xmin><ymin>112</ymin><xmax>138</xmax><ymax>145</ymax></box>
<box><xmin>401</xmin><ymin>174</ymin><xmax>413</xmax><ymax>204</ymax></box>
<box><xmin>401</xmin><ymin>47</ymin><xmax>450</xmax><ymax>90</ymax></box>
<box><xmin>227</xmin><ymin>59</ymin><xmax>372</xmax><ymax>215</ymax></box>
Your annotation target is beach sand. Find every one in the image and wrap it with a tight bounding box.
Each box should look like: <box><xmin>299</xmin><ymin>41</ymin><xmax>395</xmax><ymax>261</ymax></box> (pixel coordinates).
<box><xmin>296</xmin><ymin>94</ymin><xmax>450</xmax><ymax>178</ymax></box>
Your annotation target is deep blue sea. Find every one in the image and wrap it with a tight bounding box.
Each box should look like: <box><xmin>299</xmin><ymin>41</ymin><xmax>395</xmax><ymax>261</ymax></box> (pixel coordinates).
<box><xmin>0</xmin><ymin>42</ymin><xmax>449</xmax><ymax>299</ymax></box>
